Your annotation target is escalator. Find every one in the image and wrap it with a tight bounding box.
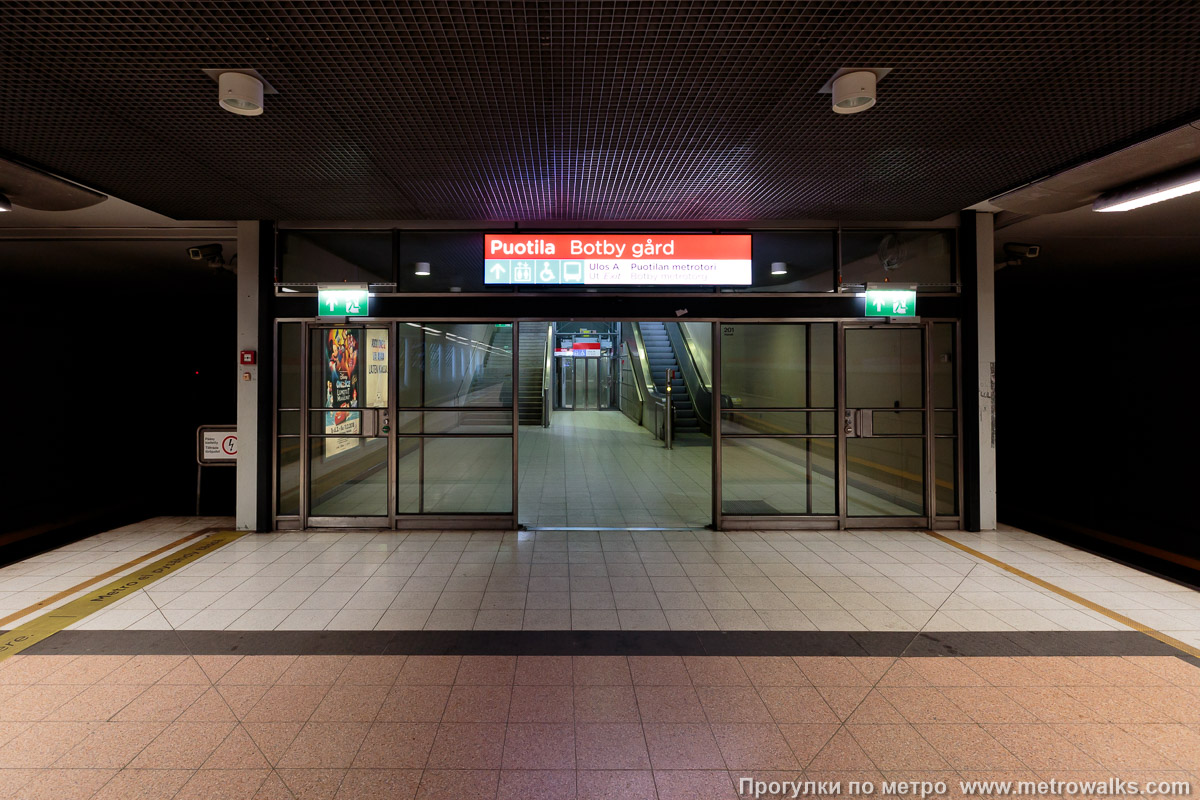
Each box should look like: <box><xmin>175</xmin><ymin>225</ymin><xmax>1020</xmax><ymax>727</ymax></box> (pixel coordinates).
<box><xmin>631</xmin><ymin>321</ymin><xmax>712</xmax><ymax>437</ymax></box>
<box><xmin>639</xmin><ymin>322</ymin><xmax>700</xmax><ymax>434</ymax></box>
<box><xmin>517</xmin><ymin>322</ymin><xmax>551</xmax><ymax>424</ymax></box>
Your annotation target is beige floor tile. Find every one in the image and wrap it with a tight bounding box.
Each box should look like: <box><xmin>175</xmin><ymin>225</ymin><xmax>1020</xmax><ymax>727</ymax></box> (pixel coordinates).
<box><xmin>576</xmin><ymin>769</ymin><xmax>657</xmax><ymax>800</ymax></box>
<box><xmin>202</xmin><ymin>726</ymin><xmax>272</xmax><ymax>769</ymax></box>
<box><xmin>698</xmin><ymin>685</ymin><xmax>774</xmax><ymax>723</ymax></box>
<box><xmin>497</xmin><ymin>769</ymin><xmax>576</xmax><ymax>800</ymax></box>
<box><xmin>174</xmin><ymin>768</ymin><xmax>271</xmax><ymax>800</ymax></box>
<box><xmin>759</xmin><ymin>686</ymin><xmax>840</xmax><ymax>724</ymax></box>
<box><xmin>502</xmin><ymin>722</ymin><xmax>576</xmax><ymax>769</ymax></box>
<box><xmin>574</xmin><ymin>684</ymin><xmax>640</xmax><ymax>723</ymax></box>
<box><xmin>777</xmin><ymin>722</ymin><xmax>840</xmax><ymax>766</ymax></box>
<box><xmin>653</xmin><ymin>769</ymin><xmax>738</xmax><ymax>800</ymax></box>
<box><xmin>334</xmin><ymin>769</ymin><xmax>422</xmax><ymax>800</ymax></box>
<box><xmin>576</xmin><ymin>722</ymin><xmax>651</xmax><ymax>769</ymax></box>
<box><xmin>54</xmin><ymin>721</ymin><xmax>167</xmax><ymax>769</ymax></box>
<box><xmin>414</xmin><ymin>769</ymin><xmax>498</xmax><ymax>800</ymax></box>
<box><xmin>310</xmin><ymin>684</ymin><xmax>388</xmax><ymax>722</ymax></box>
<box><xmin>982</xmin><ymin>724</ymin><xmax>1102</xmax><ymax>771</ymax></box>
<box><xmin>0</xmin><ymin>721</ymin><xmax>99</xmax><ymax>768</ymax></box>
<box><xmin>276</xmin><ymin>767</ymin><xmax>348</xmax><ymax>800</ymax></box>
<box><xmin>636</xmin><ymin>685</ymin><xmax>707</xmax><ymax>723</ymax></box>
<box><xmin>8</xmin><ymin>768</ymin><xmax>117</xmax><ymax>800</ymax></box>
<box><xmin>376</xmin><ymin>684</ymin><xmax>450</xmax><ymax>722</ymax></box>
<box><xmin>90</xmin><ymin>768</ymin><xmax>193</xmax><ymax>800</ymax></box>
<box><xmin>442</xmin><ymin>684</ymin><xmax>512</xmax><ymax>723</ymax></box>
<box><xmin>455</xmin><ymin>655</ymin><xmax>517</xmax><ymax>685</ymax></box>
<box><xmin>915</xmin><ymin>723</ymin><xmax>1025</xmax><ymax>771</ymax></box>
<box><xmin>112</xmin><ymin>683</ymin><xmax>207</xmax><ymax>722</ymax></box>
<box><xmin>396</xmin><ymin>656</ymin><xmax>460</xmax><ymax>685</ymax></box>
<box><xmin>129</xmin><ymin>720</ymin><xmax>235</xmax><ymax>768</ymax></box>
<box><xmin>242</xmin><ymin>722</ymin><xmax>304</xmax><ymax>766</ymax></box>
<box><xmin>848</xmin><ymin>724</ymin><xmax>949</xmax><ymax>771</ymax></box>
<box><xmin>629</xmin><ymin>656</ymin><xmax>692</xmax><ymax>685</ymax></box>
<box><xmin>572</xmin><ymin>656</ymin><xmax>632</xmax><ymax>685</ymax></box>
<box><xmin>352</xmin><ymin>722</ymin><xmax>438</xmax><ymax>768</ymax></box>
<box><xmin>514</xmin><ymin>655</ymin><xmax>572</xmax><ymax>685</ymax></box>
<box><xmin>427</xmin><ymin>722</ymin><xmax>506</xmax><ymax>769</ymax></box>
<box><xmin>509</xmin><ymin>684</ymin><xmax>573</xmax><ymax>722</ymax></box>
<box><xmin>276</xmin><ymin>722</ymin><xmax>371</xmax><ymax>769</ymax></box>
<box><xmin>334</xmin><ymin>655</ymin><xmax>406</xmax><ymax>686</ymax></box>
<box><xmin>739</xmin><ymin>656</ymin><xmax>810</xmax><ymax>686</ymax></box>
<box><xmin>218</xmin><ymin>656</ymin><xmax>297</xmax><ymax>686</ymax></box>
<box><xmin>643</xmin><ymin>723</ymin><xmax>726</xmax><ymax>770</ymax></box>
<box><xmin>243</xmin><ymin>684</ymin><xmax>330</xmax><ymax>723</ymax></box>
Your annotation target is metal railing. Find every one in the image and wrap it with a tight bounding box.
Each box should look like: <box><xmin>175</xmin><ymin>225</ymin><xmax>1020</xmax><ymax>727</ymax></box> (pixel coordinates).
<box><xmin>541</xmin><ymin>323</ymin><xmax>554</xmax><ymax>427</ymax></box>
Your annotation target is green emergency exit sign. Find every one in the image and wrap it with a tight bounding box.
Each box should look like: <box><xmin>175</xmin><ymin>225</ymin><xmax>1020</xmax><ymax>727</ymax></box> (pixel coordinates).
<box><xmin>864</xmin><ymin>286</ymin><xmax>916</xmax><ymax>318</ymax></box>
<box><xmin>318</xmin><ymin>287</ymin><xmax>369</xmax><ymax>317</ymax></box>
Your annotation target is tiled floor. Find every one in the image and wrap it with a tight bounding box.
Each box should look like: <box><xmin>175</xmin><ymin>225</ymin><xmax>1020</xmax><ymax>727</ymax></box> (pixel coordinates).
<box><xmin>2</xmin><ymin>519</ymin><xmax>1198</xmax><ymax>641</ymax></box>
<box><xmin>3</xmin><ymin>518</ymin><xmax>1200</xmax><ymax>798</ymax></box>
<box><xmin>518</xmin><ymin>411</ymin><xmax>711</xmax><ymax>528</ymax></box>
<box><xmin>0</xmin><ymin>653</ymin><xmax>1198</xmax><ymax>799</ymax></box>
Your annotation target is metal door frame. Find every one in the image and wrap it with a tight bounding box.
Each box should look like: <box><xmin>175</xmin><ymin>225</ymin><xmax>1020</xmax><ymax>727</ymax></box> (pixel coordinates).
<box><xmin>838</xmin><ymin>320</ymin><xmax>932</xmax><ymax>529</ymax></box>
<box><xmin>274</xmin><ymin>316</ymin><xmax>962</xmax><ymax>533</ymax></box>
<box><xmin>301</xmin><ymin>320</ymin><xmax>396</xmax><ymax>530</ymax></box>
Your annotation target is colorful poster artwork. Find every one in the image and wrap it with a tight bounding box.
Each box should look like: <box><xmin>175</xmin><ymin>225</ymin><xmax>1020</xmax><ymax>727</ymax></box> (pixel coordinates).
<box><xmin>324</xmin><ymin>328</ymin><xmax>361</xmax><ymax>458</ymax></box>
<box><xmin>365</xmin><ymin>330</ymin><xmax>388</xmax><ymax>408</ymax></box>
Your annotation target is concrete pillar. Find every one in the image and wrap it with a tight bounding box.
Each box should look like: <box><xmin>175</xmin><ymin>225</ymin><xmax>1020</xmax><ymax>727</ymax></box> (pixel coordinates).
<box><xmin>235</xmin><ymin>221</ymin><xmax>273</xmax><ymax>531</ymax></box>
<box><xmin>960</xmin><ymin>211</ymin><xmax>997</xmax><ymax>531</ymax></box>
<box><xmin>973</xmin><ymin>213</ymin><xmax>997</xmax><ymax>530</ymax></box>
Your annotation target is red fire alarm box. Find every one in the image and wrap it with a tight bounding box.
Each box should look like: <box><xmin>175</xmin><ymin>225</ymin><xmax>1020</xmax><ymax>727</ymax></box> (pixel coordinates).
<box><xmin>240</xmin><ymin>350</ymin><xmax>256</xmax><ymax>365</ymax></box>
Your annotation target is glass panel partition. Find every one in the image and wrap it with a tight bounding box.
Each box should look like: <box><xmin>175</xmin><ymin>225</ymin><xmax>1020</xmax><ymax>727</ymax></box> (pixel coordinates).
<box><xmin>397</xmin><ymin>322</ymin><xmax>514</xmax><ymax>515</ymax></box>
<box><xmin>719</xmin><ymin>323</ymin><xmax>837</xmax><ymax>515</ymax></box>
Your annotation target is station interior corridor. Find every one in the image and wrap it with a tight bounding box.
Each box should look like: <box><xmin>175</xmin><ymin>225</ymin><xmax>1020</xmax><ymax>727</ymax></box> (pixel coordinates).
<box><xmin>0</xmin><ymin>517</ymin><xmax>1198</xmax><ymax>800</ymax></box>
<box><xmin>518</xmin><ymin>411</ymin><xmax>711</xmax><ymax>530</ymax></box>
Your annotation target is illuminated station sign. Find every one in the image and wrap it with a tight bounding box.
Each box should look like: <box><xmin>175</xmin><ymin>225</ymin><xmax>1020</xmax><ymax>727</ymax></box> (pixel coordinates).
<box><xmin>484</xmin><ymin>234</ymin><xmax>752</xmax><ymax>286</ymax></box>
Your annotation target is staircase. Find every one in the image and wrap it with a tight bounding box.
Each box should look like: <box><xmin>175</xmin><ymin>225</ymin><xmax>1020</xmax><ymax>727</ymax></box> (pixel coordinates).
<box><xmin>467</xmin><ymin>325</ymin><xmax>513</xmax><ymax>405</ymax></box>
<box><xmin>639</xmin><ymin>322</ymin><xmax>699</xmax><ymax>433</ymax></box>
<box><xmin>517</xmin><ymin>323</ymin><xmax>549</xmax><ymax>424</ymax></box>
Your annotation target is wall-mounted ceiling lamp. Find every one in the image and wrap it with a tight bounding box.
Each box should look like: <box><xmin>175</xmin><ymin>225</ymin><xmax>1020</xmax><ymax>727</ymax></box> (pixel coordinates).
<box><xmin>202</xmin><ymin>69</ymin><xmax>277</xmax><ymax>117</ymax></box>
<box><xmin>0</xmin><ymin>193</ymin><xmax>11</xmax><ymax>212</ymax></box>
<box><xmin>820</xmin><ymin>68</ymin><xmax>892</xmax><ymax>115</ymax></box>
<box><xmin>770</xmin><ymin>261</ymin><xmax>788</xmax><ymax>275</ymax></box>
<box><xmin>414</xmin><ymin>262</ymin><xmax>431</xmax><ymax>276</ymax></box>
<box><xmin>1093</xmin><ymin>161</ymin><xmax>1200</xmax><ymax>212</ymax></box>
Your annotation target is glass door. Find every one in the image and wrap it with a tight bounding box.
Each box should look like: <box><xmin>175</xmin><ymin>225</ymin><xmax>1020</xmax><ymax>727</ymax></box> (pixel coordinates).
<box><xmin>306</xmin><ymin>324</ymin><xmax>392</xmax><ymax>526</ymax></box>
<box><xmin>841</xmin><ymin>324</ymin><xmax>929</xmax><ymax>525</ymax></box>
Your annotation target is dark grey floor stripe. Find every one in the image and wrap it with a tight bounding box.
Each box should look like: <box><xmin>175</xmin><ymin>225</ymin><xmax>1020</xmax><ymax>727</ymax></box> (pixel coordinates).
<box><xmin>8</xmin><ymin>629</ymin><xmax>1186</xmax><ymax>659</ymax></box>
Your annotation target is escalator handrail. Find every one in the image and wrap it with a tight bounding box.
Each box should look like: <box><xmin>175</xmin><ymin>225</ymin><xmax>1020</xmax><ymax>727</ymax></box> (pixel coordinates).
<box><xmin>663</xmin><ymin>321</ymin><xmax>712</xmax><ymax>435</ymax></box>
<box><xmin>541</xmin><ymin>323</ymin><xmax>554</xmax><ymax>426</ymax></box>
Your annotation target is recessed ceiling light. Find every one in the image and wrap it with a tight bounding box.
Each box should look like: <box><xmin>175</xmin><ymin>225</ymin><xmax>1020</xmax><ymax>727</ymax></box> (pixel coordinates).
<box><xmin>1093</xmin><ymin>162</ymin><xmax>1200</xmax><ymax>212</ymax></box>
<box><xmin>414</xmin><ymin>262</ymin><xmax>431</xmax><ymax>276</ymax></box>
<box><xmin>0</xmin><ymin>193</ymin><xmax>11</xmax><ymax>212</ymax></box>
<box><xmin>771</xmin><ymin>261</ymin><xmax>788</xmax><ymax>275</ymax></box>
<box><xmin>202</xmin><ymin>69</ymin><xmax>277</xmax><ymax>117</ymax></box>
<box><xmin>219</xmin><ymin>72</ymin><xmax>264</xmax><ymax>115</ymax></box>
<box><xmin>819</xmin><ymin>68</ymin><xmax>891</xmax><ymax>115</ymax></box>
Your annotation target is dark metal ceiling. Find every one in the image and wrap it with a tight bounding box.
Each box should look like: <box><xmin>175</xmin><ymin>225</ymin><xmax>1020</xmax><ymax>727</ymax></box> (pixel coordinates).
<box><xmin>2</xmin><ymin>1</ymin><xmax>1199</xmax><ymax>222</ymax></box>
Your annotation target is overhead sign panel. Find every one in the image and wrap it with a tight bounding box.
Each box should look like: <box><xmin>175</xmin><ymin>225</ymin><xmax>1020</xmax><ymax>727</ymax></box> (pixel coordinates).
<box><xmin>318</xmin><ymin>286</ymin><xmax>369</xmax><ymax>317</ymax></box>
<box><xmin>864</xmin><ymin>284</ymin><xmax>917</xmax><ymax>317</ymax></box>
<box><xmin>484</xmin><ymin>234</ymin><xmax>752</xmax><ymax>286</ymax></box>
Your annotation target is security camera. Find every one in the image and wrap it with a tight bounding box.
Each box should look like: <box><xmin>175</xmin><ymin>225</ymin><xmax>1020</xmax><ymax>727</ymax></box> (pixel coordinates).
<box><xmin>1003</xmin><ymin>243</ymin><xmax>1040</xmax><ymax>259</ymax></box>
<box><xmin>188</xmin><ymin>243</ymin><xmax>224</xmax><ymax>262</ymax></box>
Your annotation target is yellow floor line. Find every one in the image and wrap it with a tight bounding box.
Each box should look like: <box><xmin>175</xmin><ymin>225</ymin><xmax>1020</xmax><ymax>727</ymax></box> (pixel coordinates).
<box><xmin>0</xmin><ymin>529</ymin><xmax>247</xmax><ymax>662</ymax></box>
<box><xmin>0</xmin><ymin>528</ymin><xmax>216</xmax><ymax>630</ymax></box>
<box><xmin>924</xmin><ymin>530</ymin><xmax>1200</xmax><ymax>659</ymax></box>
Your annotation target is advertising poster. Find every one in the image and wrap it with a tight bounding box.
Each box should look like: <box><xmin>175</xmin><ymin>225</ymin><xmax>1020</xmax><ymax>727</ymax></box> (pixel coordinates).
<box><xmin>365</xmin><ymin>330</ymin><xmax>388</xmax><ymax>407</ymax></box>
<box><xmin>324</xmin><ymin>328</ymin><xmax>361</xmax><ymax>458</ymax></box>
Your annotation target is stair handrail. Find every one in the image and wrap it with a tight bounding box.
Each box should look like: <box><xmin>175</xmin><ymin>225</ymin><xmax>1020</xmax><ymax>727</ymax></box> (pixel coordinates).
<box><xmin>541</xmin><ymin>323</ymin><xmax>554</xmax><ymax>427</ymax></box>
<box><xmin>664</xmin><ymin>322</ymin><xmax>713</xmax><ymax>436</ymax></box>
